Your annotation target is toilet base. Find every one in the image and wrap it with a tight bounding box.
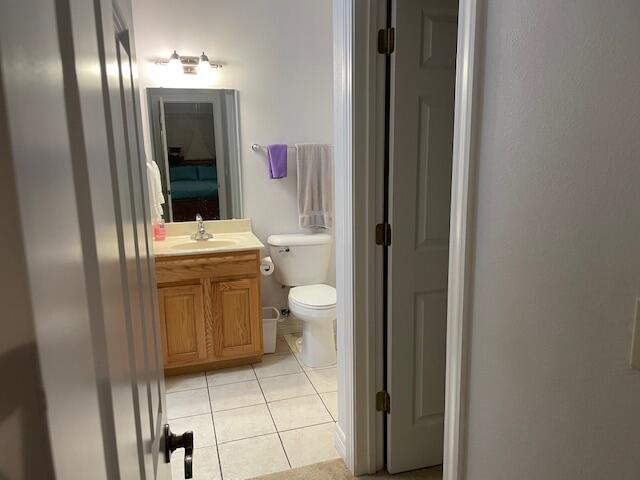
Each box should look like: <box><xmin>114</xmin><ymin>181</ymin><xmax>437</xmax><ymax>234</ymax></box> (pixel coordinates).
<box><xmin>301</xmin><ymin>322</ymin><xmax>336</xmax><ymax>368</ymax></box>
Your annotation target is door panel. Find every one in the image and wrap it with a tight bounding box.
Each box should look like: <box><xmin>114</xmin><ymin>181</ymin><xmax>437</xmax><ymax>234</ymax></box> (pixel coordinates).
<box><xmin>211</xmin><ymin>278</ymin><xmax>262</xmax><ymax>358</ymax></box>
<box><xmin>1</xmin><ymin>0</ymin><xmax>171</xmax><ymax>478</ymax></box>
<box><xmin>113</xmin><ymin>29</ymin><xmax>169</xmax><ymax>478</ymax></box>
<box><xmin>387</xmin><ymin>0</ymin><xmax>458</xmax><ymax>473</ymax></box>
<box><xmin>159</xmin><ymin>285</ymin><xmax>207</xmax><ymax>365</ymax></box>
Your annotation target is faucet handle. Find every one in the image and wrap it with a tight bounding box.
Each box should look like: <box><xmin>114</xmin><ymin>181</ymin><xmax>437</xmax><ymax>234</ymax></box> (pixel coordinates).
<box><xmin>195</xmin><ymin>213</ymin><xmax>203</xmax><ymax>222</ymax></box>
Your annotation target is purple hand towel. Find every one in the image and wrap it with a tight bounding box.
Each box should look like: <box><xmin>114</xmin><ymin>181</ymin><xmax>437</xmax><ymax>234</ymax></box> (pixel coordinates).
<box><xmin>267</xmin><ymin>144</ymin><xmax>288</xmax><ymax>179</ymax></box>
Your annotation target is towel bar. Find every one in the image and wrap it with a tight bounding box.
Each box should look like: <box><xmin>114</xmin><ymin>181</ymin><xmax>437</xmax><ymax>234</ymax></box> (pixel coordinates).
<box><xmin>251</xmin><ymin>143</ymin><xmax>297</xmax><ymax>152</ymax></box>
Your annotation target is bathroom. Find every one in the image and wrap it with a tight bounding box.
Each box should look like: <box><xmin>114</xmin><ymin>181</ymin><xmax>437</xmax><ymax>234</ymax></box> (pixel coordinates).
<box><xmin>133</xmin><ymin>0</ymin><xmax>339</xmax><ymax>478</ymax></box>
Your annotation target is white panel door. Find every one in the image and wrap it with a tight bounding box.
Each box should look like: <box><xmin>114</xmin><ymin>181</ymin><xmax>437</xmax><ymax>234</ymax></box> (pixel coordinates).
<box><xmin>387</xmin><ymin>0</ymin><xmax>458</xmax><ymax>473</ymax></box>
<box><xmin>0</xmin><ymin>0</ymin><xmax>174</xmax><ymax>478</ymax></box>
<box><xmin>111</xmin><ymin>14</ymin><xmax>173</xmax><ymax>480</ymax></box>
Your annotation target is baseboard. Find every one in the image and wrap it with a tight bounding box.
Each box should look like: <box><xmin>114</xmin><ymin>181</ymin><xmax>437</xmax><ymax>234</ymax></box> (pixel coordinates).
<box><xmin>335</xmin><ymin>423</ymin><xmax>347</xmax><ymax>462</ymax></box>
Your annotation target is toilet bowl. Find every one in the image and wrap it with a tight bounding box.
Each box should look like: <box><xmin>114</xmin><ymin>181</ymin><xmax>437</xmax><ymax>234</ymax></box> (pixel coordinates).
<box><xmin>288</xmin><ymin>284</ymin><xmax>336</xmax><ymax>368</ymax></box>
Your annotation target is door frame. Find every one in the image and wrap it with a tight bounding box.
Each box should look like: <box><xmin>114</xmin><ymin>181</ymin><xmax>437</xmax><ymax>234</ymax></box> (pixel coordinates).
<box><xmin>334</xmin><ymin>0</ymin><xmax>481</xmax><ymax>476</ymax></box>
<box><xmin>442</xmin><ymin>0</ymin><xmax>480</xmax><ymax>479</ymax></box>
<box><xmin>334</xmin><ymin>0</ymin><xmax>388</xmax><ymax>474</ymax></box>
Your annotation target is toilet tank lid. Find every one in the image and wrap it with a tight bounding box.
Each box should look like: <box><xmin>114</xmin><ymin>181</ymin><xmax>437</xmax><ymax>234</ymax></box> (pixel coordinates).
<box><xmin>267</xmin><ymin>233</ymin><xmax>332</xmax><ymax>246</ymax></box>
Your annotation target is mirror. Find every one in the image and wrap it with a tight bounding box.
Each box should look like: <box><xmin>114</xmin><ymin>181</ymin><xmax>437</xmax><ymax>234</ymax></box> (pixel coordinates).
<box><xmin>147</xmin><ymin>88</ymin><xmax>242</xmax><ymax>222</ymax></box>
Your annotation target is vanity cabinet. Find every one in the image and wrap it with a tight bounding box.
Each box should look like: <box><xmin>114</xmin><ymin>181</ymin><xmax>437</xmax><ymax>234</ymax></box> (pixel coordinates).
<box><xmin>155</xmin><ymin>250</ymin><xmax>263</xmax><ymax>374</ymax></box>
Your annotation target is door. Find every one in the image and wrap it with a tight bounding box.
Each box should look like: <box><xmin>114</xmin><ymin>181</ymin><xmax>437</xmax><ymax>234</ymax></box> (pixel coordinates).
<box><xmin>0</xmin><ymin>0</ymin><xmax>184</xmax><ymax>478</ymax></box>
<box><xmin>211</xmin><ymin>278</ymin><xmax>262</xmax><ymax>359</ymax></box>
<box><xmin>159</xmin><ymin>285</ymin><xmax>208</xmax><ymax>366</ymax></box>
<box><xmin>109</xmin><ymin>9</ymin><xmax>173</xmax><ymax>479</ymax></box>
<box><xmin>387</xmin><ymin>0</ymin><xmax>458</xmax><ymax>473</ymax></box>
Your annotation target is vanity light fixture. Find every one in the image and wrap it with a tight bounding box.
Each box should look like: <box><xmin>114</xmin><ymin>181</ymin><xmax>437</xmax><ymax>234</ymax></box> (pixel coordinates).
<box><xmin>155</xmin><ymin>50</ymin><xmax>222</xmax><ymax>76</ymax></box>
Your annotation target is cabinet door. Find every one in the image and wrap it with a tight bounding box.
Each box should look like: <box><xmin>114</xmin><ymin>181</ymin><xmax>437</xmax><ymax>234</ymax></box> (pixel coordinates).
<box><xmin>211</xmin><ymin>278</ymin><xmax>262</xmax><ymax>358</ymax></box>
<box><xmin>158</xmin><ymin>284</ymin><xmax>207</xmax><ymax>366</ymax></box>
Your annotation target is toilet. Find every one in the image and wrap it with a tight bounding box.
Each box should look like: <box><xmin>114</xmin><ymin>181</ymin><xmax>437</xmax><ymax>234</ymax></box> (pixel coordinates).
<box><xmin>267</xmin><ymin>233</ymin><xmax>336</xmax><ymax>368</ymax></box>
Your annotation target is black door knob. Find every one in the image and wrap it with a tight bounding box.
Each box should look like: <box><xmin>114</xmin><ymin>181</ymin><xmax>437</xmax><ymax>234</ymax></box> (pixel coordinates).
<box><xmin>164</xmin><ymin>424</ymin><xmax>194</xmax><ymax>479</ymax></box>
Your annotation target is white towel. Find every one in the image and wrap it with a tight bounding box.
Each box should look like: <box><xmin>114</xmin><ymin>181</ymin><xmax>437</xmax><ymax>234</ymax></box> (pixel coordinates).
<box><xmin>147</xmin><ymin>160</ymin><xmax>165</xmax><ymax>221</ymax></box>
<box><xmin>295</xmin><ymin>144</ymin><xmax>334</xmax><ymax>229</ymax></box>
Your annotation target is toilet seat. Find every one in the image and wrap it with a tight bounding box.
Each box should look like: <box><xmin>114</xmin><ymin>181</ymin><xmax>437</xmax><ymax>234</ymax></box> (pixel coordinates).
<box><xmin>289</xmin><ymin>284</ymin><xmax>336</xmax><ymax>311</ymax></box>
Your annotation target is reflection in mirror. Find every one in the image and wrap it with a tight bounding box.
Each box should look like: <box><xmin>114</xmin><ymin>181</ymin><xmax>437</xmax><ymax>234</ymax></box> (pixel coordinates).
<box><xmin>147</xmin><ymin>88</ymin><xmax>242</xmax><ymax>222</ymax></box>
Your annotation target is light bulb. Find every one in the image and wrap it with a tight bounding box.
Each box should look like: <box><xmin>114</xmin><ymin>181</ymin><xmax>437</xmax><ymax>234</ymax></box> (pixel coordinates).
<box><xmin>167</xmin><ymin>50</ymin><xmax>183</xmax><ymax>79</ymax></box>
<box><xmin>198</xmin><ymin>52</ymin><xmax>212</xmax><ymax>76</ymax></box>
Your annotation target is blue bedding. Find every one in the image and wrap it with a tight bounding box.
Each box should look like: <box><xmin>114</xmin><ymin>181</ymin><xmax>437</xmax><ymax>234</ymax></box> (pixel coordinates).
<box><xmin>171</xmin><ymin>180</ymin><xmax>218</xmax><ymax>200</ymax></box>
<box><xmin>170</xmin><ymin>165</ymin><xmax>218</xmax><ymax>200</ymax></box>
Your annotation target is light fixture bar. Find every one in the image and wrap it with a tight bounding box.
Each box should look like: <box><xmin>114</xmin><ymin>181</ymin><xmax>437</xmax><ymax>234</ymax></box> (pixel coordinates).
<box><xmin>155</xmin><ymin>52</ymin><xmax>222</xmax><ymax>75</ymax></box>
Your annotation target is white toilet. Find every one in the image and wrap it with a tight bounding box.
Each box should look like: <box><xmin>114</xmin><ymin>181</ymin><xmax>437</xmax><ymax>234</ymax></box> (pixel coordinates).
<box><xmin>267</xmin><ymin>233</ymin><xmax>336</xmax><ymax>368</ymax></box>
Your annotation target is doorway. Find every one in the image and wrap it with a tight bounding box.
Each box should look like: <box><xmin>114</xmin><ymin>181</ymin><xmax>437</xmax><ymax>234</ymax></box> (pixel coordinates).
<box><xmin>335</xmin><ymin>0</ymin><xmax>463</xmax><ymax>476</ymax></box>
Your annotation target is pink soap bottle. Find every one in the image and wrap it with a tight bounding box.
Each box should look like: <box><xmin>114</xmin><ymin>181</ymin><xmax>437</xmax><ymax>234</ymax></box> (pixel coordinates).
<box><xmin>154</xmin><ymin>217</ymin><xmax>166</xmax><ymax>241</ymax></box>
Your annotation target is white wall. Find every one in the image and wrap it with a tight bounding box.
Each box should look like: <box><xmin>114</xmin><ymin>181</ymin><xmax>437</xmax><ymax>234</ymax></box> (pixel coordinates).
<box><xmin>464</xmin><ymin>1</ymin><xmax>640</xmax><ymax>479</ymax></box>
<box><xmin>132</xmin><ymin>0</ymin><xmax>334</xmax><ymax>308</ymax></box>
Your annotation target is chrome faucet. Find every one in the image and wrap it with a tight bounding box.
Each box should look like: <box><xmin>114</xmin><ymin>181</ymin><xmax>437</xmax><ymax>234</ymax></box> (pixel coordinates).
<box><xmin>191</xmin><ymin>213</ymin><xmax>213</xmax><ymax>241</ymax></box>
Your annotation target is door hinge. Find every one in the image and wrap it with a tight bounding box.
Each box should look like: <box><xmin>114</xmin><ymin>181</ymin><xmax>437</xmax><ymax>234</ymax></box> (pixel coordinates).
<box><xmin>376</xmin><ymin>390</ymin><xmax>391</xmax><ymax>413</ymax></box>
<box><xmin>376</xmin><ymin>223</ymin><xmax>392</xmax><ymax>246</ymax></box>
<box><xmin>377</xmin><ymin>27</ymin><xmax>395</xmax><ymax>54</ymax></box>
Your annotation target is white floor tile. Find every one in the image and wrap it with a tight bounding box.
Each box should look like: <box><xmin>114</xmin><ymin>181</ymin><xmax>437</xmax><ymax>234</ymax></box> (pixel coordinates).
<box><xmin>169</xmin><ymin>413</ymin><xmax>216</xmax><ymax>448</ymax></box>
<box><xmin>218</xmin><ymin>434</ymin><xmax>290</xmax><ymax>480</ymax></box>
<box><xmin>306</xmin><ymin>367</ymin><xmax>338</xmax><ymax>393</ymax></box>
<box><xmin>165</xmin><ymin>372</ymin><xmax>207</xmax><ymax>394</ymax></box>
<box><xmin>171</xmin><ymin>445</ymin><xmax>221</xmax><ymax>480</ymax></box>
<box><xmin>167</xmin><ymin>388</ymin><xmax>211</xmax><ymax>420</ymax></box>
<box><xmin>252</xmin><ymin>354</ymin><xmax>302</xmax><ymax>379</ymax></box>
<box><xmin>213</xmin><ymin>404</ymin><xmax>275</xmax><ymax>443</ymax></box>
<box><xmin>279</xmin><ymin>422</ymin><xmax>340</xmax><ymax>468</ymax></box>
<box><xmin>268</xmin><ymin>394</ymin><xmax>333</xmax><ymax>431</ymax></box>
<box><xmin>319</xmin><ymin>391</ymin><xmax>338</xmax><ymax>421</ymax></box>
<box><xmin>258</xmin><ymin>373</ymin><xmax>315</xmax><ymax>402</ymax></box>
<box><xmin>209</xmin><ymin>380</ymin><xmax>265</xmax><ymax>412</ymax></box>
<box><xmin>206</xmin><ymin>365</ymin><xmax>256</xmax><ymax>387</ymax></box>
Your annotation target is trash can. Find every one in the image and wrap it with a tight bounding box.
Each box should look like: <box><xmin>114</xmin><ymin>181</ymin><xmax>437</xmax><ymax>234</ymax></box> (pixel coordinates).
<box><xmin>262</xmin><ymin>307</ymin><xmax>281</xmax><ymax>353</ymax></box>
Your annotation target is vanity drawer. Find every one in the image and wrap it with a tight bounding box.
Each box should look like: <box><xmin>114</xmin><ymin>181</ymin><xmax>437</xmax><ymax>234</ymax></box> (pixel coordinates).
<box><xmin>155</xmin><ymin>250</ymin><xmax>259</xmax><ymax>284</ymax></box>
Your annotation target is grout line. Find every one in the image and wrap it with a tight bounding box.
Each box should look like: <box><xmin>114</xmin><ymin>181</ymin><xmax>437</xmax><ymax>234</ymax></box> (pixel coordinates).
<box><xmin>213</xmin><ymin>420</ymin><xmax>338</xmax><ymax>446</ymax></box>
<box><xmin>265</xmin><ymin>393</ymin><xmax>318</xmax><ymax>406</ymax></box>
<box><xmin>252</xmin><ymin>362</ymin><xmax>292</xmax><ymax>471</ymax></box>
<box><xmin>212</xmin><ymin>400</ymin><xmax>266</xmax><ymax>414</ymax></box>
<box><xmin>208</xmin><ymin>378</ymin><xmax>259</xmax><ymax>390</ymax></box>
<box><xmin>167</xmin><ymin>411</ymin><xmax>214</xmax><ymax>422</ymax></box>
<box><xmin>258</xmin><ymin>371</ymin><xmax>306</xmax><ymax>381</ymax></box>
<box><xmin>276</xmin><ymin>420</ymin><xmax>337</xmax><ymax>435</ymax></box>
<box><xmin>205</xmin><ymin>378</ymin><xmax>224</xmax><ymax>480</ymax></box>
<box><xmin>166</xmin><ymin>385</ymin><xmax>209</xmax><ymax>395</ymax></box>
<box><xmin>215</xmin><ymin>430</ymin><xmax>278</xmax><ymax>446</ymax></box>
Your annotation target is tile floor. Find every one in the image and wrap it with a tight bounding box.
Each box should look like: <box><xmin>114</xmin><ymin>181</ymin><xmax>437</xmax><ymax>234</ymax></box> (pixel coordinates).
<box><xmin>166</xmin><ymin>334</ymin><xmax>339</xmax><ymax>480</ymax></box>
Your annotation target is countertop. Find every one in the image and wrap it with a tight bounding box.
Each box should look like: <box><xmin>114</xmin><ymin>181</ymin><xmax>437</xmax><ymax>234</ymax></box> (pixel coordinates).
<box><xmin>152</xmin><ymin>219</ymin><xmax>265</xmax><ymax>258</ymax></box>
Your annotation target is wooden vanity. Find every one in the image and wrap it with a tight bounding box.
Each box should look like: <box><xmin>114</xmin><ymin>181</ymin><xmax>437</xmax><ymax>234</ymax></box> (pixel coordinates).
<box><xmin>155</xmin><ymin>246</ymin><xmax>263</xmax><ymax>375</ymax></box>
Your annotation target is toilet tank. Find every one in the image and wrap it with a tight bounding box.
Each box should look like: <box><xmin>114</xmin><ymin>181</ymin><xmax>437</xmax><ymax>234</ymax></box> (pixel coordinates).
<box><xmin>267</xmin><ymin>233</ymin><xmax>332</xmax><ymax>286</ymax></box>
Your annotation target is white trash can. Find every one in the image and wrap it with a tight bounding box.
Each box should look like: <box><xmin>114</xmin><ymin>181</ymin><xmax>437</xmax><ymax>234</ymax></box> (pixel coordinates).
<box><xmin>262</xmin><ymin>307</ymin><xmax>281</xmax><ymax>353</ymax></box>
